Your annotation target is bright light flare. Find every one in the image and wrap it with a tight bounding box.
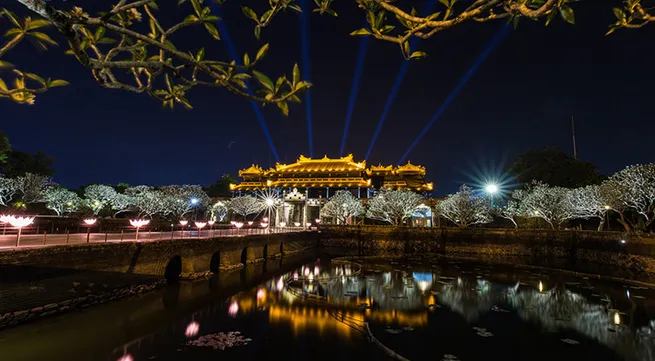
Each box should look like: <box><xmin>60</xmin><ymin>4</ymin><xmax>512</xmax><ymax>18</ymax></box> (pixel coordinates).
<box><xmin>117</xmin><ymin>355</ymin><xmax>133</xmax><ymax>361</ymax></box>
<box><xmin>8</xmin><ymin>216</ymin><xmax>34</xmax><ymax>228</ymax></box>
<box><xmin>228</xmin><ymin>300</ymin><xmax>239</xmax><ymax>317</ymax></box>
<box><xmin>190</xmin><ymin>198</ymin><xmax>199</xmax><ymax>205</ymax></box>
<box><xmin>207</xmin><ymin>220</ymin><xmax>216</xmax><ymax>225</ymax></box>
<box><xmin>265</xmin><ymin>198</ymin><xmax>274</xmax><ymax>207</ymax></box>
<box><xmin>0</xmin><ymin>215</ymin><xmax>13</xmax><ymax>223</ymax></box>
<box><xmin>276</xmin><ymin>277</ymin><xmax>284</xmax><ymax>292</ymax></box>
<box><xmin>234</xmin><ymin>222</ymin><xmax>244</xmax><ymax>229</ymax></box>
<box><xmin>485</xmin><ymin>184</ymin><xmax>499</xmax><ymax>194</ymax></box>
<box><xmin>130</xmin><ymin>219</ymin><xmax>150</xmax><ymax>228</ymax></box>
<box><xmin>538</xmin><ymin>281</ymin><xmax>544</xmax><ymax>293</ymax></box>
<box><xmin>257</xmin><ymin>288</ymin><xmax>266</xmax><ymax>300</ymax></box>
<box><xmin>83</xmin><ymin>218</ymin><xmax>97</xmax><ymax>226</ymax></box>
<box><xmin>614</xmin><ymin>312</ymin><xmax>621</xmax><ymax>325</ymax></box>
<box><xmin>185</xmin><ymin>321</ymin><xmax>200</xmax><ymax>337</ymax></box>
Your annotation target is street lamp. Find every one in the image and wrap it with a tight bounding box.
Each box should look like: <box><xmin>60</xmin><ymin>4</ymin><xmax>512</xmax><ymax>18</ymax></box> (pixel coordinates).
<box><xmin>194</xmin><ymin>221</ymin><xmax>207</xmax><ymax>238</ymax></box>
<box><xmin>234</xmin><ymin>222</ymin><xmax>244</xmax><ymax>235</ymax></box>
<box><xmin>484</xmin><ymin>184</ymin><xmax>499</xmax><ymax>194</ymax></box>
<box><xmin>8</xmin><ymin>216</ymin><xmax>34</xmax><ymax>247</ymax></box>
<box><xmin>83</xmin><ymin>218</ymin><xmax>97</xmax><ymax>243</ymax></box>
<box><xmin>179</xmin><ymin>220</ymin><xmax>188</xmax><ymax>239</ymax></box>
<box><xmin>129</xmin><ymin>219</ymin><xmax>150</xmax><ymax>240</ymax></box>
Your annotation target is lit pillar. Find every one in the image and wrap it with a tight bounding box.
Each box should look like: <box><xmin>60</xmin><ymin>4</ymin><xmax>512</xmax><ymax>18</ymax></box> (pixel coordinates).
<box><xmin>326</xmin><ymin>187</ymin><xmax>329</xmax><ymax>198</ymax></box>
<box><xmin>357</xmin><ymin>187</ymin><xmax>361</xmax><ymax>199</ymax></box>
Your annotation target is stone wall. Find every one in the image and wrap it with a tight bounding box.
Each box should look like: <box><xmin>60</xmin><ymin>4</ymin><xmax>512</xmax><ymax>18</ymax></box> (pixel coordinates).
<box><xmin>318</xmin><ymin>226</ymin><xmax>655</xmax><ymax>275</ymax></box>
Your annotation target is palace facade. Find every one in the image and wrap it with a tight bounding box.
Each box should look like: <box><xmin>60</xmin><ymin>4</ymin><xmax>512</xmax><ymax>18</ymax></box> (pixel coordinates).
<box><xmin>230</xmin><ymin>155</ymin><xmax>433</xmax><ymax>226</ymax></box>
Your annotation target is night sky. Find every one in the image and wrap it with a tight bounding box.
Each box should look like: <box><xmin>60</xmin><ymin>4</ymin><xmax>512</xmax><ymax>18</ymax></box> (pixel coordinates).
<box><xmin>2</xmin><ymin>0</ymin><xmax>654</xmax><ymax>196</ymax></box>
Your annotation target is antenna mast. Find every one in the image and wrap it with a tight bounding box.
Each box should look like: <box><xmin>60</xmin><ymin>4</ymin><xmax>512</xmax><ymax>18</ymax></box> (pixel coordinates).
<box><xmin>571</xmin><ymin>116</ymin><xmax>578</xmax><ymax>160</ymax></box>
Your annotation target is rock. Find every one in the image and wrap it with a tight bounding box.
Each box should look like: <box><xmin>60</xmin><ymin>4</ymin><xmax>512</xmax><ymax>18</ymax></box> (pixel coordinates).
<box><xmin>30</xmin><ymin>307</ymin><xmax>43</xmax><ymax>314</ymax></box>
<box><xmin>59</xmin><ymin>306</ymin><xmax>70</xmax><ymax>312</ymax></box>
<box><xmin>43</xmin><ymin>303</ymin><xmax>58</xmax><ymax>311</ymax></box>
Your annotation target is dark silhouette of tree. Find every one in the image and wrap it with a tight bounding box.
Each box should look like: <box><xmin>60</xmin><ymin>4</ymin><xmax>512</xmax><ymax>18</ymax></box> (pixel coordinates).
<box><xmin>507</xmin><ymin>147</ymin><xmax>604</xmax><ymax>188</ymax></box>
<box><xmin>2</xmin><ymin>150</ymin><xmax>55</xmax><ymax>177</ymax></box>
<box><xmin>0</xmin><ymin>131</ymin><xmax>10</xmax><ymax>164</ymax></box>
<box><xmin>205</xmin><ymin>174</ymin><xmax>235</xmax><ymax>198</ymax></box>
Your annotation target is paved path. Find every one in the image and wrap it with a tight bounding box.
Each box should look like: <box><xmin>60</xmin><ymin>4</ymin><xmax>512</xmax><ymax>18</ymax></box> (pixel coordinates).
<box><xmin>0</xmin><ymin>227</ymin><xmax>305</xmax><ymax>250</ymax></box>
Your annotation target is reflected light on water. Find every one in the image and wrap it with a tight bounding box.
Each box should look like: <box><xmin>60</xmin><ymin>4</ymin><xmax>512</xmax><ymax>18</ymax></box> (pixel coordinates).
<box><xmin>314</xmin><ymin>266</ymin><xmax>320</xmax><ymax>276</ymax></box>
<box><xmin>185</xmin><ymin>322</ymin><xmax>200</xmax><ymax>338</ymax></box>
<box><xmin>304</xmin><ymin>267</ymin><xmax>310</xmax><ymax>277</ymax></box>
<box><xmin>117</xmin><ymin>355</ymin><xmax>133</xmax><ymax>361</ymax></box>
<box><xmin>539</xmin><ymin>281</ymin><xmax>544</xmax><ymax>293</ymax></box>
<box><xmin>276</xmin><ymin>278</ymin><xmax>284</xmax><ymax>292</ymax></box>
<box><xmin>308</xmin><ymin>273</ymin><xmax>314</xmax><ymax>282</ymax></box>
<box><xmin>614</xmin><ymin>312</ymin><xmax>621</xmax><ymax>325</ymax></box>
<box><xmin>627</xmin><ymin>289</ymin><xmax>630</xmax><ymax>298</ymax></box>
<box><xmin>257</xmin><ymin>288</ymin><xmax>266</xmax><ymax>302</ymax></box>
<box><xmin>293</xmin><ymin>272</ymin><xmax>299</xmax><ymax>281</ymax></box>
<box><xmin>228</xmin><ymin>301</ymin><xmax>239</xmax><ymax>318</ymax></box>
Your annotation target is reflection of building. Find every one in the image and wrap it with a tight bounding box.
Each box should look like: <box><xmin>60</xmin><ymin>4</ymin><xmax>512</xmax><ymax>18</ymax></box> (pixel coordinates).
<box><xmin>230</xmin><ymin>155</ymin><xmax>433</xmax><ymax>226</ymax></box>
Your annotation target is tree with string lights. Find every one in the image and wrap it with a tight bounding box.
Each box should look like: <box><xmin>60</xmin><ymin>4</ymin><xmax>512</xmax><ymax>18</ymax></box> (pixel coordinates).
<box><xmin>604</xmin><ymin>163</ymin><xmax>655</xmax><ymax>232</ymax></box>
<box><xmin>367</xmin><ymin>188</ymin><xmax>423</xmax><ymax>226</ymax></box>
<box><xmin>517</xmin><ymin>181</ymin><xmax>576</xmax><ymax>230</ymax></box>
<box><xmin>320</xmin><ymin>190</ymin><xmax>364</xmax><ymax>225</ymax></box>
<box><xmin>42</xmin><ymin>186</ymin><xmax>81</xmax><ymax>216</ymax></box>
<box><xmin>2</xmin><ymin>0</ymin><xmax>652</xmax><ymax>109</ymax></box>
<box><xmin>228</xmin><ymin>195</ymin><xmax>264</xmax><ymax>221</ymax></box>
<box><xmin>160</xmin><ymin>185</ymin><xmax>210</xmax><ymax>219</ymax></box>
<box><xmin>437</xmin><ymin>184</ymin><xmax>492</xmax><ymax>228</ymax></box>
<box><xmin>0</xmin><ymin>176</ymin><xmax>17</xmax><ymax>207</ymax></box>
<box><xmin>209</xmin><ymin>201</ymin><xmax>229</xmax><ymax>222</ymax></box>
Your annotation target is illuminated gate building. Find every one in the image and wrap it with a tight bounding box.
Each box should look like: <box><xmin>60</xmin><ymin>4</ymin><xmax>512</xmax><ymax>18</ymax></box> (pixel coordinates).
<box><xmin>230</xmin><ymin>155</ymin><xmax>433</xmax><ymax>226</ymax></box>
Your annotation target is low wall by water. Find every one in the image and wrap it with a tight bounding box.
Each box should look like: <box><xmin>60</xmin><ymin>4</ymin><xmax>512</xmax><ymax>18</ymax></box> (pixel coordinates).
<box><xmin>0</xmin><ymin>232</ymin><xmax>318</xmax><ymax>328</ymax></box>
<box><xmin>318</xmin><ymin>226</ymin><xmax>655</xmax><ymax>275</ymax></box>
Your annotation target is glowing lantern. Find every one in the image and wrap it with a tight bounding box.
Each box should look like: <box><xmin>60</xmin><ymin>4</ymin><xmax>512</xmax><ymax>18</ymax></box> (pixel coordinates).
<box><xmin>248</xmin><ymin>221</ymin><xmax>254</xmax><ymax>226</ymax></box>
<box><xmin>614</xmin><ymin>312</ymin><xmax>621</xmax><ymax>325</ymax></box>
<box><xmin>179</xmin><ymin>220</ymin><xmax>189</xmax><ymax>226</ymax></box>
<box><xmin>8</xmin><ymin>216</ymin><xmax>34</xmax><ymax>247</ymax></box>
<box><xmin>83</xmin><ymin>218</ymin><xmax>97</xmax><ymax>226</ymax></box>
<box><xmin>279</xmin><ymin>222</ymin><xmax>287</xmax><ymax>227</ymax></box>
<box><xmin>276</xmin><ymin>277</ymin><xmax>284</xmax><ymax>291</ymax></box>
<box><xmin>294</xmin><ymin>222</ymin><xmax>301</xmax><ymax>227</ymax></box>
<box><xmin>185</xmin><ymin>321</ymin><xmax>200</xmax><ymax>337</ymax></box>
<box><xmin>207</xmin><ymin>220</ymin><xmax>216</xmax><ymax>226</ymax></box>
<box><xmin>228</xmin><ymin>301</ymin><xmax>239</xmax><ymax>317</ymax></box>
<box><xmin>129</xmin><ymin>219</ymin><xmax>150</xmax><ymax>240</ymax></box>
<box><xmin>538</xmin><ymin>281</ymin><xmax>544</xmax><ymax>293</ymax></box>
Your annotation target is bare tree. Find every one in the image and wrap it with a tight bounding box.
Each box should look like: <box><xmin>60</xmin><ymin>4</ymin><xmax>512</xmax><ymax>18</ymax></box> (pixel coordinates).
<box><xmin>0</xmin><ymin>176</ymin><xmax>17</xmax><ymax>207</ymax></box>
<box><xmin>209</xmin><ymin>200</ymin><xmax>228</xmax><ymax>222</ymax></box>
<box><xmin>366</xmin><ymin>188</ymin><xmax>423</xmax><ymax>226</ymax></box>
<box><xmin>228</xmin><ymin>195</ymin><xmax>264</xmax><ymax>221</ymax></box>
<box><xmin>438</xmin><ymin>184</ymin><xmax>492</xmax><ymax>228</ymax></box>
<box><xmin>568</xmin><ymin>185</ymin><xmax>610</xmax><ymax>231</ymax></box>
<box><xmin>42</xmin><ymin>186</ymin><xmax>80</xmax><ymax>216</ymax></box>
<box><xmin>84</xmin><ymin>184</ymin><xmax>119</xmax><ymax>216</ymax></box>
<box><xmin>605</xmin><ymin>163</ymin><xmax>655</xmax><ymax>231</ymax></box>
<box><xmin>14</xmin><ymin>172</ymin><xmax>51</xmax><ymax>203</ymax></box>
<box><xmin>125</xmin><ymin>185</ymin><xmax>167</xmax><ymax>218</ymax></box>
<box><xmin>160</xmin><ymin>185</ymin><xmax>210</xmax><ymax>219</ymax></box>
<box><xmin>519</xmin><ymin>181</ymin><xmax>575</xmax><ymax>230</ymax></box>
<box><xmin>319</xmin><ymin>190</ymin><xmax>364</xmax><ymax>224</ymax></box>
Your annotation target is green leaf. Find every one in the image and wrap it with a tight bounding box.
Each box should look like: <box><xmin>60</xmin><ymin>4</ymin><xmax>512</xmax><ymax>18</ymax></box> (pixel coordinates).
<box><xmin>184</xmin><ymin>14</ymin><xmax>199</xmax><ymax>24</ymax></box>
<box><xmin>252</xmin><ymin>70</ymin><xmax>274</xmax><ymax>91</ymax></box>
<box><xmin>243</xmin><ymin>53</ymin><xmax>251</xmax><ymax>67</ymax></box>
<box><xmin>29</xmin><ymin>32</ymin><xmax>57</xmax><ymax>46</ymax></box>
<box><xmin>49</xmin><ymin>79</ymin><xmax>70</xmax><ymax>88</ymax></box>
<box><xmin>605</xmin><ymin>25</ymin><xmax>618</xmax><ymax>36</ymax></box>
<box><xmin>1</xmin><ymin>9</ymin><xmax>20</xmax><ymax>27</ymax></box>
<box><xmin>260</xmin><ymin>10</ymin><xmax>273</xmax><ymax>23</ymax></box>
<box><xmin>190</xmin><ymin>0</ymin><xmax>202</xmax><ymax>16</ymax></box>
<box><xmin>242</xmin><ymin>6</ymin><xmax>258</xmax><ymax>22</ymax></box>
<box><xmin>277</xmin><ymin>101</ymin><xmax>289</xmax><ymax>116</ymax></box>
<box><xmin>295</xmin><ymin>80</ymin><xmax>311</xmax><ymax>91</ymax></box>
<box><xmin>275</xmin><ymin>76</ymin><xmax>285</xmax><ymax>92</ymax></box>
<box><xmin>204</xmin><ymin>23</ymin><xmax>220</xmax><ymax>40</ymax></box>
<box><xmin>254</xmin><ymin>26</ymin><xmax>261</xmax><ymax>39</ymax></box>
<box><xmin>289</xmin><ymin>4</ymin><xmax>302</xmax><ymax>13</ymax></box>
<box><xmin>26</xmin><ymin>19</ymin><xmax>51</xmax><ymax>30</ymax></box>
<box><xmin>512</xmin><ymin>16</ymin><xmax>519</xmax><ymax>29</ymax></box>
<box><xmin>97</xmin><ymin>37</ymin><xmax>116</xmax><ymax>44</ymax></box>
<box><xmin>409</xmin><ymin>51</ymin><xmax>428</xmax><ymax>59</ymax></box>
<box><xmin>196</xmin><ymin>47</ymin><xmax>205</xmax><ymax>61</ymax></box>
<box><xmin>401</xmin><ymin>41</ymin><xmax>410</xmax><ymax>59</ymax></box>
<box><xmin>613</xmin><ymin>8</ymin><xmax>625</xmax><ymax>21</ymax></box>
<box><xmin>292</xmin><ymin>63</ymin><xmax>300</xmax><ymax>86</ymax></box>
<box><xmin>0</xmin><ymin>78</ymin><xmax>7</xmax><ymax>91</ymax></box>
<box><xmin>350</xmin><ymin>28</ymin><xmax>371</xmax><ymax>36</ymax></box>
<box><xmin>559</xmin><ymin>6</ymin><xmax>575</xmax><ymax>25</ymax></box>
<box><xmin>255</xmin><ymin>43</ymin><xmax>269</xmax><ymax>63</ymax></box>
<box><xmin>325</xmin><ymin>9</ymin><xmax>338</xmax><ymax>17</ymax></box>
<box><xmin>25</xmin><ymin>73</ymin><xmax>45</xmax><ymax>85</ymax></box>
<box><xmin>178</xmin><ymin>97</ymin><xmax>193</xmax><ymax>109</ymax></box>
<box><xmin>204</xmin><ymin>15</ymin><xmax>220</xmax><ymax>22</ymax></box>
<box><xmin>0</xmin><ymin>60</ymin><xmax>12</xmax><ymax>68</ymax></box>
<box><xmin>438</xmin><ymin>0</ymin><xmax>450</xmax><ymax>7</ymax></box>
<box><xmin>95</xmin><ymin>26</ymin><xmax>106</xmax><ymax>41</ymax></box>
<box><xmin>147</xmin><ymin>1</ymin><xmax>159</xmax><ymax>10</ymax></box>
<box><xmin>164</xmin><ymin>39</ymin><xmax>177</xmax><ymax>51</ymax></box>
<box><xmin>4</xmin><ymin>28</ymin><xmax>21</xmax><ymax>36</ymax></box>
<box><xmin>288</xmin><ymin>94</ymin><xmax>301</xmax><ymax>103</ymax></box>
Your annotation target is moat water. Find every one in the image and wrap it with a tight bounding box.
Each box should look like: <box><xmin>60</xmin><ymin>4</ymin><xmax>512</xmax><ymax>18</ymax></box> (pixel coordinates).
<box><xmin>1</xmin><ymin>251</ymin><xmax>654</xmax><ymax>361</ymax></box>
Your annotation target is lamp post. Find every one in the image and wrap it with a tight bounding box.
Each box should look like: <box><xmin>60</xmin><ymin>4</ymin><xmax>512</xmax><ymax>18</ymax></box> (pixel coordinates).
<box><xmin>130</xmin><ymin>219</ymin><xmax>150</xmax><ymax>241</ymax></box>
<box><xmin>83</xmin><ymin>218</ymin><xmax>97</xmax><ymax>243</ymax></box>
<box><xmin>0</xmin><ymin>214</ymin><xmax>12</xmax><ymax>235</ymax></box>
<box><xmin>604</xmin><ymin>205</ymin><xmax>610</xmax><ymax>231</ymax></box>
<box><xmin>179</xmin><ymin>220</ymin><xmax>188</xmax><ymax>239</ymax></box>
<box><xmin>8</xmin><ymin>216</ymin><xmax>34</xmax><ymax>247</ymax></box>
<box><xmin>234</xmin><ymin>222</ymin><xmax>244</xmax><ymax>235</ymax></box>
<box><xmin>194</xmin><ymin>221</ymin><xmax>207</xmax><ymax>238</ymax></box>
<box><xmin>484</xmin><ymin>184</ymin><xmax>498</xmax><ymax>207</ymax></box>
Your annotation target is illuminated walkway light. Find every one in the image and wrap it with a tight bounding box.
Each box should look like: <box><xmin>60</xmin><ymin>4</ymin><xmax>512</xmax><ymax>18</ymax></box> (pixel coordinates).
<box><xmin>397</xmin><ymin>24</ymin><xmax>510</xmax><ymax>165</ymax></box>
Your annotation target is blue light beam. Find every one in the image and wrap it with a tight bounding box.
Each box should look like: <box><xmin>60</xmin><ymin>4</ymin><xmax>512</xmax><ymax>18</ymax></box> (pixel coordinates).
<box><xmin>210</xmin><ymin>4</ymin><xmax>280</xmax><ymax>162</ymax></box>
<box><xmin>397</xmin><ymin>24</ymin><xmax>510</xmax><ymax>165</ymax></box>
<box><xmin>364</xmin><ymin>0</ymin><xmax>436</xmax><ymax>160</ymax></box>
<box><xmin>299</xmin><ymin>0</ymin><xmax>313</xmax><ymax>157</ymax></box>
<box><xmin>340</xmin><ymin>35</ymin><xmax>369</xmax><ymax>157</ymax></box>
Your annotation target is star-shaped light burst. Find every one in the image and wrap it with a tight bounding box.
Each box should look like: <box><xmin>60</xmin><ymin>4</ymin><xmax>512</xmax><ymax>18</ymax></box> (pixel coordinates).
<box><xmin>130</xmin><ymin>219</ymin><xmax>150</xmax><ymax>228</ymax></box>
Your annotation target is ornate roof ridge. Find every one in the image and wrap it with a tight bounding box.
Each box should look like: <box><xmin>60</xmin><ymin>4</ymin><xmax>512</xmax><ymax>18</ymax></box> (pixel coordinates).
<box><xmin>238</xmin><ymin>164</ymin><xmax>264</xmax><ymax>176</ymax></box>
<box><xmin>396</xmin><ymin>161</ymin><xmax>426</xmax><ymax>173</ymax></box>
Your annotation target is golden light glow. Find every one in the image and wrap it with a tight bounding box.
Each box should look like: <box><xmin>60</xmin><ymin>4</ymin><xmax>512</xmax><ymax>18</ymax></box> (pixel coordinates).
<box><xmin>229</xmin><ymin>183</ymin><xmax>236</xmax><ymax>190</ymax></box>
<box><xmin>614</xmin><ymin>312</ymin><xmax>621</xmax><ymax>325</ymax></box>
<box><xmin>539</xmin><ymin>281</ymin><xmax>544</xmax><ymax>293</ymax></box>
<box><xmin>268</xmin><ymin>305</ymin><xmax>364</xmax><ymax>338</ymax></box>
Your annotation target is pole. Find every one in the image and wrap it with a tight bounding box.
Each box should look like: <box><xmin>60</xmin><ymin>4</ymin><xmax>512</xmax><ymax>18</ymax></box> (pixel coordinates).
<box><xmin>135</xmin><ymin>227</ymin><xmax>139</xmax><ymax>241</ymax></box>
<box><xmin>15</xmin><ymin>227</ymin><xmax>21</xmax><ymax>247</ymax></box>
<box><xmin>86</xmin><ymin>227</ymin><xmax>91</xmax><ymax>243</ymax></box>
<box><xmin>571</xmin><ymin>116</ymin><xmax>578</xmax><ymax>160</ymax></box>
<box><xmin>66</xmin><ymin>230</ymin><xmax>70</xmax><ymax>244</ymax></box>
<box><xmin>105</xmin><ymin>232</ymin><xmax>108</xmax><ymax>242</ymax></box>
<box><xmin>120</xmin><ymin>229</ymin><xmax>124</xmax><ymax>242</ymax></box>
<box><xmin>42</xmin><ymin>231</ymin><xmax>46</xmax><ymax>245</ymax></box>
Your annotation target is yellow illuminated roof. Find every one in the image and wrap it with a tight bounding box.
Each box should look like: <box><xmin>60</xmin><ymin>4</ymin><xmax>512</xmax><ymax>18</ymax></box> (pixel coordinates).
<box><xmin>396</xmin><ymin>161</ymin><xmax>426</xmax><ymax>175</ymax></box>
<box><xmin>273</xmin><ymin>154</ymin><xmax>366</xmax><ymax>173</ymax></box>
<box><xmin>238</xmin><ymin>164</ymin><xmax>265</xmax><ymax>177</ymax></box>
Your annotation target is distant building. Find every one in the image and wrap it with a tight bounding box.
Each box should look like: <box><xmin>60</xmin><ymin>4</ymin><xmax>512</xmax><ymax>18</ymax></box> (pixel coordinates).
<box><xmin>230</xmin><ymin>154</ymin><xmax>433</xmax><ymax>226</ymax></box>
